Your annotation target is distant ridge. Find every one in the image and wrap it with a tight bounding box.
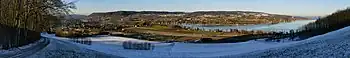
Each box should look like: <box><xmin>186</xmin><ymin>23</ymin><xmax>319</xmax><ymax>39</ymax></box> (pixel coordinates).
<box><xmin>84</xmin><ymin>11</ymin><xmax>309</xmax><ymax>25</ymax></box>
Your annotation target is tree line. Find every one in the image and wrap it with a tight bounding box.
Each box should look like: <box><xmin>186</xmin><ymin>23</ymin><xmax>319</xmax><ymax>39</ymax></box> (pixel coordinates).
<box><xmin>297</xmin><ymin>8</ymin><xmax>350</xmax><ymax>39</ymax></box>
<box><xmin>0</xmin><ymin>0</ymin><xmax>75</xmax><ymax>49</ymax></box>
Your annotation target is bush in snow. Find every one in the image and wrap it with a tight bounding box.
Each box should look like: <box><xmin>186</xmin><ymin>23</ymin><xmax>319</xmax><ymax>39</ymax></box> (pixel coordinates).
<box><xmin>122</xmin><ymin>41</ymin><xmax>154</xmax><ymax>50</ymax></box>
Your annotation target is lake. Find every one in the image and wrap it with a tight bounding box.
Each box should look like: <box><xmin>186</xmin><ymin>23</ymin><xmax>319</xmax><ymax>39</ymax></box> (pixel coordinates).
<box><xmin>181</xmin><ymin>20</ymin><xmax>316</xmax><ymax>32</ymax></box>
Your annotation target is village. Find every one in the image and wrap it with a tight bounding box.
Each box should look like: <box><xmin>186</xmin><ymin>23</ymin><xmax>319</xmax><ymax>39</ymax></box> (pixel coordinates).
<box><xmin>54</xmin><ymin>11</ymin><xmax>309</xmax><ymax>43</ymax></box>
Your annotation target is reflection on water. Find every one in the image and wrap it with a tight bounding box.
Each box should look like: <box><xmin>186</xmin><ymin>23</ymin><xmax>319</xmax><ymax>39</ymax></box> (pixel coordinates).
<box><xmin>70</xmin><ymin>38</ymin><xmax>92</xmax><ymax>45</ymax></box>
<box><xmin>181</xmin><ymin>20</ymin><xmax>316</xmax><ymax>32</ymax></box>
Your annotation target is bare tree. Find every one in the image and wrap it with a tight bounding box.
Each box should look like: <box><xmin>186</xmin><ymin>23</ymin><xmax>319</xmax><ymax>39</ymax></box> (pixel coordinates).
<box><xmin>0</xmin><ymin>0</ymin><xmax>75</xmax><ymax>49</ymax></box>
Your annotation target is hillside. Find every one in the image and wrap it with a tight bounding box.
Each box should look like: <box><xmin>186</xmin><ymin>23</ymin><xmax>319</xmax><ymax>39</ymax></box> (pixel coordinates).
<box><xmin>39</xmin><ymin>25</ymin><xmax>350</xmax><ymax>58</ymax></box>
<box><xmin>228</xmin><ymin>8</ymin><xmax>350</xmax><ymax>58</ymax></box>
<box><xmin>232</xmin><ymin>25</ymin><xmax>350</xmax><ymax>58</ymax></box>
<box><xmin>64</xmin><ymin>14</ymin><xmax>88</xmax><ymax>20</ymax></box>
<box><xmin>83</xmin><ymin>11</ymin><xmax>309</xmax><ymax>25</ymax></box>
<box><xmin>297</xmin><ymin>8</ymin><xmax>350</xmax><ymax>39</ymax></box>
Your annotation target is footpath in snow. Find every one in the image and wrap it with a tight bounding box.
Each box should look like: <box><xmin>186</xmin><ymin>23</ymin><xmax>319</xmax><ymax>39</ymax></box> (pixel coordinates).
<box><xmin>228</xmin><ymin>26</ymin><xmax>350</xmax><ymax>58</ymax></box>
<box><xmin>42</xmin><ymin>33</ymin><xmax>302</xmax><ymax>58</ymax></box>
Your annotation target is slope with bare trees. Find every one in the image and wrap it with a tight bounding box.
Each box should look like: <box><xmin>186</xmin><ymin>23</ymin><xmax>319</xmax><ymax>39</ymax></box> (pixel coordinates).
<box><xmin>0</xmin><ymin>0</ymin><xmax>75</xmax><ymax>49</ymax></box>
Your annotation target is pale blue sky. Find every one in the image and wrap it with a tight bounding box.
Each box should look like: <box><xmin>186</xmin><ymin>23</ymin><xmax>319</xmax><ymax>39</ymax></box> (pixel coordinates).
<box><xmin>65</xmin><ymin>0</ymin><xmax>350</xmax><ymax>16</ymax></box>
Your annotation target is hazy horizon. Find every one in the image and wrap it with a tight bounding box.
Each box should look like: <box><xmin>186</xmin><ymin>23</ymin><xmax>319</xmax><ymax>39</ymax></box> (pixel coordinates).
<box><xmin>65</xmin><ymin>0</ymin><xmax>350</xmax><ymax>16</ymax></box>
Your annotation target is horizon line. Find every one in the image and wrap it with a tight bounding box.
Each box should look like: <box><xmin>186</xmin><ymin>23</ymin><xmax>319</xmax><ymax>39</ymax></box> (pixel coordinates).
<box><xmin>73</xmin><ymin>10</ymin><xmax>325</xmax><ymax>16</ymax></box>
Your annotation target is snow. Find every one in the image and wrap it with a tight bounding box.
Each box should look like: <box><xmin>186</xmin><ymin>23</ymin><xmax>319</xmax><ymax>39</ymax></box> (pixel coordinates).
<box><xmin>0</xmin><ymin>38</ymin><xmax>44</xmax><ymax>55</ymax></box>
<box><xmin>229</xmin><ymin>26</ymin><xmax>350</xmax><ymax>57</ymax></box>
<box><xmin>41</xmin><ymin>33</ymin><xmax>301</xmax><ymax>58</ymax></box>
<box><xmin>39</xmin><ymin>26</ymin><xmax>350</xmax><ymax>58</ymax></box>
<box><xmin>28</xmin><ymin>35</ymin><xmax>120</xmax><ymax>58</ymax></box>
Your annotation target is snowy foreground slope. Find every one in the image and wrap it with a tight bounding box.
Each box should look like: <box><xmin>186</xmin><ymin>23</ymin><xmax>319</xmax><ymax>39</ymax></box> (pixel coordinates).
<box><xmin>41</xmin><ymin>35</ymin><xmax>296</xmax><ymax>58</ymax></box>
<box><xmin>27</xmin><ymin>36</ymin><xmax>122</xmax><ymax>58</ymax></box>
<box><xmin>229</xmin><ymin>26</ymin><xmax>350</xmax><ymax>58</ymax></box>
<box><xmin>40</xmin><ymin>26</ymin><xmax>350</xmax><ymax>58</ymax></box>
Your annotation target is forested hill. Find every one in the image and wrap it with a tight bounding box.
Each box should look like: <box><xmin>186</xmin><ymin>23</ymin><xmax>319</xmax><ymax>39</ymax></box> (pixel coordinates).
<box><xmin>84</xmin><ymin>11</ymin><xmax>309</xmax><ymax>25</ymax></box>
<box><xmin>297</xmin><ymin>8</ymin><xmax>350</xmax><ymax>39</ymax></box>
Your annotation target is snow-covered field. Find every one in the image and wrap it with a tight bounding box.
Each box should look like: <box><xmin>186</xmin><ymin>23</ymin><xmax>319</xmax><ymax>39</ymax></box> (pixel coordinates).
<box><xmin>41</xmin><ymin>33</ymin><xmax>303</xmax><ymax>58</ymax></box>
<box><xmin>229</xmin><ymin>26</ymin><xmax>350</xmax><ymax>58</ymax></box>
<box><xmin>40</xmin><ymin>26</ymin><xmax>350</xmax><ymax>58</ymax></box>
<box><xmin>29</xmin><ymin>34</ymin><xmax>120</xmax><ymax>58</ymax></box>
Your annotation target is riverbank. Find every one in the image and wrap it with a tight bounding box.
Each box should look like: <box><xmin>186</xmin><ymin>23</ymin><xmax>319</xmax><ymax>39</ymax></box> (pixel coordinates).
<box><xmin>182</xmin><ymin>20</ymin><xmax>316</xmax><ymax>32</ymax></box>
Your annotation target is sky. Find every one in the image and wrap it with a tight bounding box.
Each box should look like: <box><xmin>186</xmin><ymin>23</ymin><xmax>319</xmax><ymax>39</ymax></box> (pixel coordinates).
<box><xmin>64</xmin><ymin>0</ymin><xmax>350</xmax><ymax>16</ymax></box>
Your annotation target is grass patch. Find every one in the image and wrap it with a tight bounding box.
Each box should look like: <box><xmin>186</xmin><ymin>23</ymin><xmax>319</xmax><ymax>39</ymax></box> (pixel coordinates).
<box><xmin>148</xmin><ymin>25</ymin><xmax>170</xmax><ymax>30</ymax></box>
<box><xmin>175</xmin><ymin>29</ymin><xmax>222</xmax><ymax>35</ymax></box>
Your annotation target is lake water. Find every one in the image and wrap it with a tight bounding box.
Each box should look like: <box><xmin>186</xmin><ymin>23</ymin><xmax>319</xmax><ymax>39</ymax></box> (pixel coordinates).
<box><xmin>181</xmin><ymin>20</ymin><xmax>316</xmax><ymax>32</ymax></box>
